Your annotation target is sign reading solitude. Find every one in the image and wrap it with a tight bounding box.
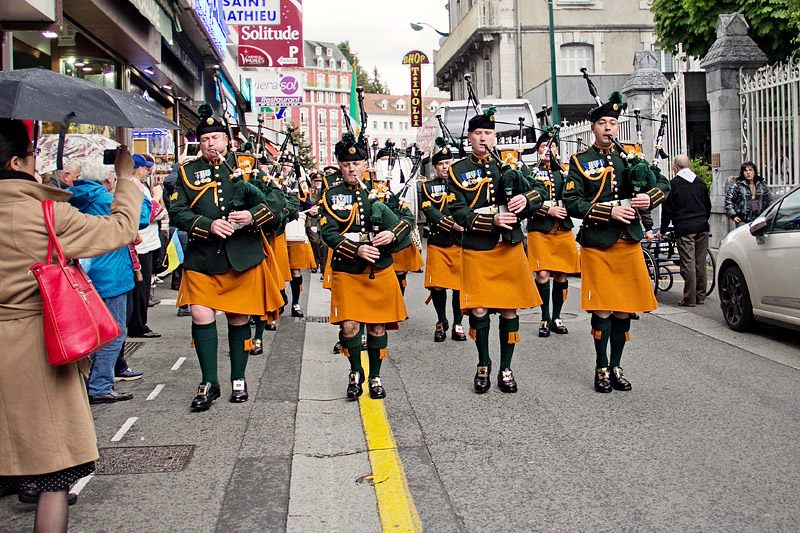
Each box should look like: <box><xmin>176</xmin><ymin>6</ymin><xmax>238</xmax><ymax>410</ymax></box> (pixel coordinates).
<box><xmin>402</xmin><ymin>51</ymin><xmax>430</xmax><ymax>128</ymax></box>
<box><xmin>232</xmin><ymin>0</ymin><xmax>303</xmax><ymax>67</ymax></box>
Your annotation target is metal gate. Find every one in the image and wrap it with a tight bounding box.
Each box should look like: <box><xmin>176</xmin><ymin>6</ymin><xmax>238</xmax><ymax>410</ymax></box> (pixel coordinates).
<box><xmin>651</xmin><ymin>71</ymin><xmax>687</xmax><ymax>178</ymax></box>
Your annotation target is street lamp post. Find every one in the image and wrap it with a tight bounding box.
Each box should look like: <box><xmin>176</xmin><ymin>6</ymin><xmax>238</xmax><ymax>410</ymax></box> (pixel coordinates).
<box><xmin>548</xmin><ymin>0</ymin><xmax>560</xmax><ymax>125</ymax></box>
<box><xmin>410</xmin><ymin>22</ymin><xmax>450</xmax><ymax>37</ymax></box>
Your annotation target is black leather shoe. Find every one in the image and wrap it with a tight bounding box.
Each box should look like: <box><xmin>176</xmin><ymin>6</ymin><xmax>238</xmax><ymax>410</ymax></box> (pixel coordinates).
<box><xmin>538</xmin><ymin>320</ymin><xmax>551</xmax><ymax>337</ymax></box>
<box><xmin>332</xmin><ymin>341</ymin><xmax>342</xmax><ymax>354</ymax></box>
<box><xmin>369</xmin><ymin>377</ymin><xmax>386</xmax><ymax>399</ymax></box>
<box><xmin>190</xmin><ymin>382</ymin><xmax>220</xmax><ymax>411</ymax></box>
<box><xmin>88</xmin><ymin>391</ymin><xmax>133</xmax><ymax>404</ymax></box>
<box><xmin>610</xmin><ymin>366</ymin><xmax>632</xmax><ymax>391</ymax></box>
<box><xmin>265</xmin><ymin>322</ymin><xmax>277</xmax><ymax>331</ymax></box>
<box><xmin>18</xmin><ymin>487</ymin><xmax>77</xmax><ymax>506</ymax></box>
<box><xmin>549</xmin><ymin>318</ymin><xmax>568</xmax><ymax>334</ymax></box>
<box><xmin>291</xmin><ymin>304</ymin><xmax>304</xmax><ymax>318</ymax></box>
<box><xmin>474</xmin><ymin>363</ymin><xmax>491</xmax><ymax>393</ymax></box>
<box><xmin>433</xmin><ymin>322</ymin><xmax>446</xmax><ymax>342</ymax></box>
<box><xmin>347</xmin><ymin>370</ymin><xmax>364</xmax><ymax>400</ymax></box>
<box><xmin>497</xmin><ymin>369</ymin><xmax>518</xmax><ymax>393</ymax></box>
<box><xmin>451</xmin><ymin>324</ymin><xmax>467</xmax><ymax>341</ymax></box>
<box><xmin>129</xmin><ymin>330</ymin><xmax>161</xmax><ymax>338</ymax></box>
<box><xmin>249</xmin><ymin>339</ymin><xmax>263</xmax><ymax>356</ymax></box>
<box><xmin>594</xmin><ymin>367</ymin><xmax>612</xmax><ymax>393</ymax></box>
<box><xmin>114</xmin><ymin>368</ymin><xmax>143</xmax><ymax>382</ymax></box>
<box><xmin>230</xmin><ymin>379</ymin><xmax>249</xmax><ymax>402</ymax></box>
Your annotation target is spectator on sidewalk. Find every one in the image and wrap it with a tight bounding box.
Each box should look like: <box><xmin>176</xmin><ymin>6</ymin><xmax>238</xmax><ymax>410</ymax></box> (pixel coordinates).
<box><xmin>725</xmin><ymin>161</ymin><xmax>772</xmax><ymax>228</ymax></box>
<box><xmin>49</xmin><ymin>161</ymin><xmax>81</xmax><ymax>189</ymax></box>
<box><xmin>658</xmin><ymin>155</ymin><xmax>712</xmax><ymax>307</ymax></box>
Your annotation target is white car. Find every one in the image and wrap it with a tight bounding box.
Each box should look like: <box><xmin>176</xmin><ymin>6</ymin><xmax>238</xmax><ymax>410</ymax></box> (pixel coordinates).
<box><xmin>717</xmin><ymin>185</ymin><xmax>800</xmax><ymax>331</ymax></box>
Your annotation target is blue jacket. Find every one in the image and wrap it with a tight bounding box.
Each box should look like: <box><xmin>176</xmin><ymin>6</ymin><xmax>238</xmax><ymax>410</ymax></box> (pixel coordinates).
<box><xmin>67</xmin><ymin>180</ymin><xmax>152</xmax><ymax>298</ymax></box>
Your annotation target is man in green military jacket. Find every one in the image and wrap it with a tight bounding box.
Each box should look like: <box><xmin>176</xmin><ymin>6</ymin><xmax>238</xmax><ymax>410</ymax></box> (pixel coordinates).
<box><xmin>319</xmin><ymin>133</ymin><xmax>413</xmax><ymax>400</ymax></box>
<box><xmin>419</xmin><ymin>138</ymin><xmax>467</xmax><ymax>342</ymax></box>
<box><xmin>448</xmin><ymin>108</ymin><xmax>544</xmax><ymax>394</ymax></box>
<box><xmin>563</xmin><ymin>92</ymin><xmax>670</xmax><ymax>393</ymax></box>
<box><xmin>169</xmin><ymin>105</ymin><xmax>286</xmax><ymax>411</ymax></box>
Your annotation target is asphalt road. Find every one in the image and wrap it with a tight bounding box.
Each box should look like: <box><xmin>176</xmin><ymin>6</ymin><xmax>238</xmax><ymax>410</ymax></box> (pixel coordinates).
<box><xmin>1</xmin><ymin>262</ymin><xmax>799</xmax><ymax>532</ymax></box>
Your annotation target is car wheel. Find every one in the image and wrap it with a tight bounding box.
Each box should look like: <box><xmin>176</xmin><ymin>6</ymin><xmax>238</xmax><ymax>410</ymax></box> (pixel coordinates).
<box><xmin>719</xmin><ymin>264</ymin><xmax>754</xmax><ymax>331</ymax></box>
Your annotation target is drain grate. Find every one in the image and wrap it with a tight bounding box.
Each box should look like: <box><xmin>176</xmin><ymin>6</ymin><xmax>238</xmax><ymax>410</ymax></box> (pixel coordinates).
<box><xmin>96</xmin><ymin>445</ymin><xmax>195</xmax><ymax>475</ymax></box>
<box><xmin>302</xmin><ymin>315</ymin><xmax>330</xmax><ymax>323</ymax></box>
<box><xmin>122</xmin><ymin>341</ymin><xmax>145</xmax><ymax>358</ymax></box>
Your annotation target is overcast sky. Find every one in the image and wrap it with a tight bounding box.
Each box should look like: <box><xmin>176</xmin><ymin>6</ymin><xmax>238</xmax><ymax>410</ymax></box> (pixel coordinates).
<box><xmin>303</xmin><ymin>0</ymin><xmax>451</xmax><ymax>95</ymax></box>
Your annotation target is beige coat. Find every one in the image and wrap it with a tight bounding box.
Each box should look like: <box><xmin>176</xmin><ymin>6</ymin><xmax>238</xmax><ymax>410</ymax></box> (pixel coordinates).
<box><xmin>0</xmin><ymin>177</ymin><xmax>141</xmax><ymax>476</ymax></box>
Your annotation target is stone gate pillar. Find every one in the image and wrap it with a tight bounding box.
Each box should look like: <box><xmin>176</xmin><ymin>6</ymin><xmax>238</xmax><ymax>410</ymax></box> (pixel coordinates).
<box><xmin>622</xmin><ymin>51</ymin><xmax>669</xmax><ymax>158</ymax></box>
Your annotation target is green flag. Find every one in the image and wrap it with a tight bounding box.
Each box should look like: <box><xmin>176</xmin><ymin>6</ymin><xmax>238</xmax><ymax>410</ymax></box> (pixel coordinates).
<box><xmin>349</xmin><ymin>63</ymin><xmax>359</xmax><ymax>133</ymax></box>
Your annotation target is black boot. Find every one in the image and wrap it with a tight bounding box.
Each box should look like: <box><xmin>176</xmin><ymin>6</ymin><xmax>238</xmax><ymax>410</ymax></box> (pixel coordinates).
<box><xmin>497</xmin><ymin>368</ymin><xmax>518</xmax><ymax>393</ymax></box>
<box><xmin>610</xmin><ymin>366</ymin><xmax>632</xmax><ymax>391</ymax></box>
<box><xmin>191</xmin><ymin>382</ymin><xmax>221</xmax><ymax>411</ymax></box>
<box><xmin>474</xmin><ymin>363</ymin><xmax>491</xmax><ymax>394</ymax></box>
<box><xmin>347</xmin><ymin>370</ymin><xmax>364</xmax><ymax>400</ymax></box>
<box><xmin>594</xmin><ymin>367</ymin><xmax>612</xmax><ymax>393</ymax></box>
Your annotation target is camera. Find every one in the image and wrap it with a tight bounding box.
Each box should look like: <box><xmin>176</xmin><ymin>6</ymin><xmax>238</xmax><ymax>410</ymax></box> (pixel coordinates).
<box><xmin>102</xmin><ymin>148</ymin><xmax>117</xmax><ymax>165</ymax></box>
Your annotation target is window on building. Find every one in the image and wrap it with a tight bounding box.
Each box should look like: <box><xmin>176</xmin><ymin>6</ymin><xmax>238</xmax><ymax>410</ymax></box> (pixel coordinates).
<box><xmin>329</xmin><ymin>59</ymin><xmax>336</xmax><ymax>69</ymax></box>
<box><xmin>316</xmin><ymin>91</ymin><xmax>324</xmax><ymax>103</ymax></box>
<box><xmin>326</xmin><ymin>47</ymin><xmax>332</xmax><ymax>57</ymax></box>
<box><xmin>373</xmin><ymin>120</ymin><xmax>377</xmax><ymax>129</ymax></box>
<box><xmin>483</xmin><ymin>54</ymin><xmax>493</xmax><ymax>95</ymax></box>
<box><xmin>331</xmin><ymin>126</ymin><xmax>338</xmax><ymax>140</ymax></box>
<box><xmin>319</xmin><ymin>147</ymin><xmax>327</xmax><ymax>164</ymax></box>
<box><xmin>301</xmin><ymin>127</ymin><xmax>309</xmax><ymax>139</ymax></box>
<box><xmin>383</xmin><ymin>121</ymin><xmax>388</xmax><ymax>129</ymax></box>
<box><xmin>317</xmin><ymin>73</ymin><xmax>325</xmax><ymax>86</ymax></box>
<box><xmin>396</xmin><ymin>101</ymin><xmax>406</xmax><ymax>111</ymax></box>
<box><xmin>299</xmin><ymin>109</ymin><xmax>308</xmax><ymax>124</ymax></box>
<box><xmin>560</xmin><ymin>43</ymin><xmax>594</xmax><ymax>75</ymax></box>
<box><xmin>315</xmin><ymin>46</ymin><xmax>322</xmax><ymax>55</ymax></box>
<box><xmin>316</xmin><ymin>57</ymin><xmax>323</xmax><ymax>68</ymax></box>
<box><xmin>330</xmin><ymin>110</ymin><xmax>338</xmax><ymax>125</ymax></box>
<box><xmin>328</xmin><ymin>92</ymin><xmax>335</xmax><ymax>103</ymax></box>
<box><xmin>381</xmin><ymin>100</ymin><xmax>388</xmax><ymax>110</ymax></box>
<box><xmin>318</xmin><ymin>129</ymin><xmax>326</xmax><ymax>143</ymax></box>
<box><xmin>318</xmin><ymin>110</ymin><xmax>326</xmax><ymax>125</ymax></box>
<box><xmin>389</xmin><ymin>122</ymin><xmax>394</xmax><ymax>130</ymax></box>
<box><xmin>341</xmin><ymin>60</ymin><xmax>348</xmax><ymax>70</ymax></box>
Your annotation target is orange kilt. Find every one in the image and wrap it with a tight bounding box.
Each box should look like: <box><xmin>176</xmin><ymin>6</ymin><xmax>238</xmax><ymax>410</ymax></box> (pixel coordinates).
<box><xmin>330</xmin><ymin>266</ymin><xmax>407</xmax><ymax>328</ymax></box>
<box><xmin>393</xmin><ymin>244</ymin><xmax>424</xmax><ymax>272</ymax></box>
<box><xmin>273</xmin><ymin>231</ymin><xmax>292</xmax><ymax>282</ymax></box>
<box><xmin>424</xmin><ymin>244</ymin><xmax>461</xmax><ymax>290</ymax></box>
<box><xmin>322</xmin><ymin>253</ymin><xmax>333</xmax><ymax>290</ymax></box>
<box><xmin>460</xmin><ymin>241</ymin><xmax>541</xmax><ymax>311</ymax></box>
<box><xmin>177</xmin><ymin>260</ymin><xmax>283</xmax><ymax>319</ymax></box>
<box><xmin>288</xmin><ymin>241</ymin><xmax>317</xmax><ymax>270</ymax></box>
<box><xmin>579</xmin><ymin>239</ymin><xmax>658</xmax><ymax>313</ymax></box>
<box><xmin>527</xmin><ymin>226</ymin><xmax>580</xmax><ymax>274</ymax></box>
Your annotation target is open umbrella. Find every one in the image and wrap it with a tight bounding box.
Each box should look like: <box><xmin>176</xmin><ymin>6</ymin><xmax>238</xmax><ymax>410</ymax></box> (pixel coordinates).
<box><xmin>35</xmin><ymin>134</ymin><xmax>119</xmax><ymax>174</ymax></box>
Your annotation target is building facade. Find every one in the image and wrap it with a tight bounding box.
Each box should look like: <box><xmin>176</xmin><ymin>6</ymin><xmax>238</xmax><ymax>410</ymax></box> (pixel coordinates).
<box><xmin>360</xmin><ymin>93</ymin><xmax>444</xmax><ymax>152</ymax></box>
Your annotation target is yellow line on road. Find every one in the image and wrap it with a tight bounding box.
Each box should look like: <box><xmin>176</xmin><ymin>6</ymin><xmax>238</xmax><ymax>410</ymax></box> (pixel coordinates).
<box><xmin>359</xmin><ymin>362</ymin><xmax>422</xmax><ymax>532</ymax></box>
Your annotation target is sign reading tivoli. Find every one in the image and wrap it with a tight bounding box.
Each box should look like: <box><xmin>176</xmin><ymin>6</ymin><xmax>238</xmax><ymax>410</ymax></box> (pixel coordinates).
<box><xmin>402</xmin><ymin>51</ymin><xmax>429</xmax><ymax>128</ymax></box>
<box><xmin>223</xmin><ymin>0</ymin><xmax>303</xmax><ymax>68</ymax></box>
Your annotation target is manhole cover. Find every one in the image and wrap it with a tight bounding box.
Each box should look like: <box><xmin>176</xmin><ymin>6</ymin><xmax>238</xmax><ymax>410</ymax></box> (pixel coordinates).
<box><xmin>96</xmin><ymin>445</ymin><xmax>195</xmax><ymax>475</ymax></box>
<box><xmin>302</xmin><ymin>315</ymin><xmax>330</xmax><ymax>323</ymax></box>
<box><xmin>122</xmin><ymin>341</ymin><xmax>145</xmax><ymax>358</ymax></box>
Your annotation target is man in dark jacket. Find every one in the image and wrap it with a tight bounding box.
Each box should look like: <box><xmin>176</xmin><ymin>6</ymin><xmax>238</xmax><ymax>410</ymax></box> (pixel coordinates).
<box><xmin>658</xmin><ymin>155</ymin><xmax>712</xmax><ymax>307</ymax></box>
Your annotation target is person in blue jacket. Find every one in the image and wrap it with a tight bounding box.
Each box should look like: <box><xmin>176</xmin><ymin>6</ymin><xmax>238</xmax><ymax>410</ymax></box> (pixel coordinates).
<box><xmin>67</xmin><ymin>158</ymin><xmax>151</xmax><ymax>403</ymax></box>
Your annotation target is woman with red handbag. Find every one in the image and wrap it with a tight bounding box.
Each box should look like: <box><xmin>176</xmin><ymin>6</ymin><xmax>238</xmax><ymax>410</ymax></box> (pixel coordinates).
<box><xmin>0</xmin><ymin>118</ymin><xmax>143</xmax><ymax>532</ymax></box>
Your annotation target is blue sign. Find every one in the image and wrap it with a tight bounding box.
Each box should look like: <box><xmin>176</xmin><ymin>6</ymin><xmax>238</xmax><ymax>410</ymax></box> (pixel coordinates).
<box><xmin>194</xmin><ymin>0</ymin><xmax>229</xmax><ymax>60</ymax></box>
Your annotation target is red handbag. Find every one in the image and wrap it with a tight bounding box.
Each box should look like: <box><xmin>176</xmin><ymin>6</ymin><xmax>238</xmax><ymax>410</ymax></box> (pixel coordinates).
<box><xmin>29</xmin><ymin>199</ymin><xmax>122</xmax><ymax>366</ymax></box>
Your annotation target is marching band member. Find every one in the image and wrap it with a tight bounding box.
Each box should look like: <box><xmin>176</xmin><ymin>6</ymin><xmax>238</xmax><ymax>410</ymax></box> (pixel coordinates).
<box><xmin>319</xmin><ymin>133</ymin><xmax>413</xmax><ymax>400</ymax></box>
<box><xmin>563</xmin><ymin>92</ymin><xmax>670</xmax><ymax>393</ymax></box>
<box><xmin>526</xmin><ymin>131</ymin><xmax>580</xmax><ymax>337</ymax></box>
<box><xmin>419</xmin><ymin>138</ymin><xmax>467</xmax><ymax>342</ymax></box>
<box><xmin>448</xmin><ymin>108</ymin><xmax>544</xmax><ymax>394</ymax></box>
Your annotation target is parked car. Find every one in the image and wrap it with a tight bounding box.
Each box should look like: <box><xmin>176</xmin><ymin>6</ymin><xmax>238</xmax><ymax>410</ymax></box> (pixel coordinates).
<box><xmin>717</xmin><ymin>185</ymin><xmax>800</xmax><ymax>331</ymax></box>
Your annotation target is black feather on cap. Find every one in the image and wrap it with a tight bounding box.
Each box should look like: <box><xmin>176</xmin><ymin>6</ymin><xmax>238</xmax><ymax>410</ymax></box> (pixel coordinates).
<box><xmin>195</xmin><ymin>102</ymin><xmax>226</xmax><ymax>138</ymax></box>
<box><xmin>588</xmin><ymin>92</ymin><xmax>627</xmax><ymax>122</ymax></box>
<box><xmin>335</xmin><ymin>132</ymin><xmax>368</xmax><ymax>162</ymax></box>
<box><xmin>431</xmin><ymin>137</ymin><xmax>455</xmax><ymax>165</ymax></box>
<box><xmin>468</xmin><ymin>106</ymin><xmax>496</xmax><ymax>132</ymax></box>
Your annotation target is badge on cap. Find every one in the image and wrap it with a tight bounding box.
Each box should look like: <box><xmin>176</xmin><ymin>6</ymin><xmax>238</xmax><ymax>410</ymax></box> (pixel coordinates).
<box><xmin>206</xmin><ymin>118</ymin><xmax>214</xmax><ymax>125</ymax></box>
<box><xmin>442</xmin><ymin>149</ymin><xmax>449</xmax><ymax>154</ymax></box>
<box><xmin>348</xmin><ymin>147</ymin><xmax>356</xmax><ymax>155</ymax></box>
<box><xmin>612</xmin><ymin>104</ymin><xmax>619</xmax><ymax>111</ymax></box>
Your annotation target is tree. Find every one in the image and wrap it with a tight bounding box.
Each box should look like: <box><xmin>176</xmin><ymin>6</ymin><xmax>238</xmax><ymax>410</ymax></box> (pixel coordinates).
<box><xmin>337</xmin><ymin>41</ymin><xmax>390</xmax><ymax>94</ymax></box>
<box><xmin>652</xmin><ymin>0</ymin><xmax>797</xmax><ymax>63</ymax></box>
<box><xmin>284</xmin><ymin>122</ymin><xmax>315</xmax><ymax>171</ymax></box>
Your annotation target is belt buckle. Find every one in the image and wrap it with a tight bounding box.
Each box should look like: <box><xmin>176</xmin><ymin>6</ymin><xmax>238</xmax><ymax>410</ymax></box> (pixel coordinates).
<box><xmin>489</xmin><ymin>205</ymin><xmax>499</xmax><ymax>215</ymax></box>
<box><xmin>360</xmin><ymin>233</ymin><xmax>371</xmax><ymax>243</ymax></box>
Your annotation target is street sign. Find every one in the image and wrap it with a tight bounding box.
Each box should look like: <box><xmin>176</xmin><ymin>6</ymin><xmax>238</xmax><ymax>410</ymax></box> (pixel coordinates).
<box><xmin>234</xmin><ymin>0</ymin><xmax>303</xmax><ymax>68</ymax></box>
<box><xmin>402</xmin><ymin>51</ymin><xmax>430</xmax><ymax>128</ymax></box>
<box><xmin>249</xmin><ymin>70</ymin><xmax>303</xmax><ymax>108</ymax></box>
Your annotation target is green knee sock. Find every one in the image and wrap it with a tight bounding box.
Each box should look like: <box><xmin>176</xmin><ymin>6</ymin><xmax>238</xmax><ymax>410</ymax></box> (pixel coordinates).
<box><xmin>469</xmin><ymin>313</ymin><xmax>491</xmax><ymax>366</ymax></box>
<box><xmin>610</xmin><ymin>315</ymin><xmax>632</xmax><ymax>368</ymax></box>
<box><xmin>228</xmin><ymin>323</ymin><xmax>251</xmax><ymax>381</ymax></box>
<box><xmin>552</xmin><ymin>280</ymin><xmax>569</xmax><ymax>320</ymax></box>
<box><xmin>591</xmin><ymin>314</ymin><xmax>612</xmax><ymax>368</ymax></box>
<box><xmin>536</xmin><ymin>280</ymin><xmax>551</xmax><ymax>321</ymax></box>
<box><xmin>192</xmin><ymin>322</ymin><xmax>218</xmax><ymax>385</ymax></box>
<box><xmin>451</xmin><ymin>290</ymin><xmax>463</xmax><ymax>325</ymax></box>
<box><xmin>431</xmin><ymin>289</ymin><xmax>448</xmax><ymax>323</ymax></box>
<box><xmin>340</xmin><ymin>331</ymin><xmax>363</xmax><ymax>373</ymax></box>
<box><xmin>252</xmin><ymin>317</ymin><xmax>266</xmax><ymax>343</ymax></box>
<box><xmin>498</xmin><ymin>316</ymin><xmax>520</xmax><ymax>370</ymax></box>
<box><xmin>367</xmin><ymin>333</ymin><xmax>388</xmax><ymax>379</ymax></box>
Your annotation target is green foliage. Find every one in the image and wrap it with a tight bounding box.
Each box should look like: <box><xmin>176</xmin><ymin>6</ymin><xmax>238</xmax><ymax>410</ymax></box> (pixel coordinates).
<box><xmin>337</xmin><ymin>41</ymin><xmax>390</xmax><ymax>94</ymax></box>
<box><xmin>652</xmin><ymin>0</ymin><xmax>798</xmax><ymax>63</ymax></box>
<box><xmin>690</xmin><ymin>158</ymin><xmax>713</xmax><ymax>190</ymax></box>
<box><xmin>284</xmin><ymin>122</ymin><xmax>316</xmax><ymax>171</ymax></box>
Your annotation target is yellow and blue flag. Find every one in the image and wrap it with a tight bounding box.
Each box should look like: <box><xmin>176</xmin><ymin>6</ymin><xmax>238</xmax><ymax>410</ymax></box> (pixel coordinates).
<box><xmin>163</xmin><ymin>230</ymin><xmax>184</xmax><ymax>273</ymax></box>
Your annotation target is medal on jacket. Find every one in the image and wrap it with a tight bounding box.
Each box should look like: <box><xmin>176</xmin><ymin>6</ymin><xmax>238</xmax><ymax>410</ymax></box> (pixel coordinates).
<box><xmin>430</xmin><ymin>184</ymin><xmax>447</xmax><ymax>197</ymax></box>
<box><xmin>582</xmin><ymin>159</ymin><xmax>606</xmax><ymax>176</ymax></box>
<box><xmin>460</xmin><ymin>169</ymin><xmax>482</xmax><ymax>187</ymax></box>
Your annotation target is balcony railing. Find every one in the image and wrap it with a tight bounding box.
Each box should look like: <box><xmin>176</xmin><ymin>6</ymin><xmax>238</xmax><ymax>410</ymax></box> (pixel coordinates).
<box><xmin>435</xmin><ymin>0</ymin><xmax>496</xmax><ymax>71</ymax></box>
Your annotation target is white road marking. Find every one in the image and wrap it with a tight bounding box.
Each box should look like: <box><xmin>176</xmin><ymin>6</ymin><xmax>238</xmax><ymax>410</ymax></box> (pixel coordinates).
<box><xmin>171</xmin><ymin>357</ymin><xmax>187</xmax><ymax>371</ymax></box>
<box><xmin>159</xmin><ymin>298</ymin><xmax>177</xmax><ymax>305</ymax></box>
<box><xmin>146</xmin><ymin>384</ymin><xmax>165</xmax><ymax>401</ymax></box>
<box><xmin>111</xmin><ymin>417</ymin><xmax>138</xmax><ymax>442</ymax></box>
<box><xmin>71</xmin><ymin>474</ymin><xmax>94</xmax><ymax>495</ymax></box>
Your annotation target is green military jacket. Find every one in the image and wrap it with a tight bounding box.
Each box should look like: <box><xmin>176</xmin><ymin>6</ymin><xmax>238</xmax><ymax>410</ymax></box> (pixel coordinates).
<box><xmin>168</xmin><ymin>152</ymin><xmax>285</xmax><ymax>275</ymax></box>
<box><xmin>319</xmin><ymin>181</ymin><xmax>413</xmax><ymax>274</ymax></box>
<box><xmin>563</xmin><ymin>144</ymin><xmax>670</xmax><ymax>248</ymax></box>
<box><xmin>527</xmin><ymin>156</ymin><xmax>574</xmax><ymax>233</ymax></box>
<box><xmin>447</xmin><ymin>153</ymin><xmax>543</xmax><ymax>251</ymax></box>
<box><xmin>418</xmin><ymin>177</ymin><xmax>460</xmax><ymax>248</ymax></box>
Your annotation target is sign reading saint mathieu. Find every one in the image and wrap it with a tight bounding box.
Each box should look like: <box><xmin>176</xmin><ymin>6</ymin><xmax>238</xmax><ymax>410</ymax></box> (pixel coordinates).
<box><xmin>225</xmin><ymin>0</ymin><xmax>303</xmax><ymax>68</ymax></box>
<box><xmin>402</xmin><ymin>51</ymin><xmax>429</xmax><ymax>128</ymax></box>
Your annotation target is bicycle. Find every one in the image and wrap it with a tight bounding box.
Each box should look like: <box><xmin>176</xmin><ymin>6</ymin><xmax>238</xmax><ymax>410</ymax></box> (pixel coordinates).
<box><xmin>641</xmin><ymin>229</ymin><xmax>716</xmax><ymax>298</ymax></box>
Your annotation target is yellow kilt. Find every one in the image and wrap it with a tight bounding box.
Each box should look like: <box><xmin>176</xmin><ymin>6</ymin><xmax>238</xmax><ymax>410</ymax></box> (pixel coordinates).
<box><xmin>393</xmin><ymin>244</ymin><xmax>424</xmax><ymax>272</ymax></box>
<box><xmin>330</xmin><ymin>266</ymin><xmax>407</xmax><ymax>328</ymax></box>
<box><xmin>424</xmin><ymin>244</ymin><xmax>461</xmax><ymax>290</ymax></box>
<box><xmin>178</xmin><ymin>260</ymin><xmax>283</xmax><ymax>318</ymax></box>
<box><xmin>527</xmin><ymin>226</ymin><xmax>580</xmax><ymax>274</ymax></box>
<box><xmin>460</xmin><ymin>241</ymin><xmax>541</xmax><ymax>311</ymax></box>
<box><xmin>288</xmin><ymin>241</ymin><xmax>317</xmax><ymax>270</ymax></box>
<box><xmin>322</xmin><ymin>253</ymin><xmax>333</xmax><ymax>290</ymax></box>
<box><xmin>273</xmin><ymin>231</ymin><xmax>292</xmax><ymax>282</ymax></box>
<box><xmin>579</xmin><ymin>239</ymin><xmax>658</xmax><ymax>313</ymax></box>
